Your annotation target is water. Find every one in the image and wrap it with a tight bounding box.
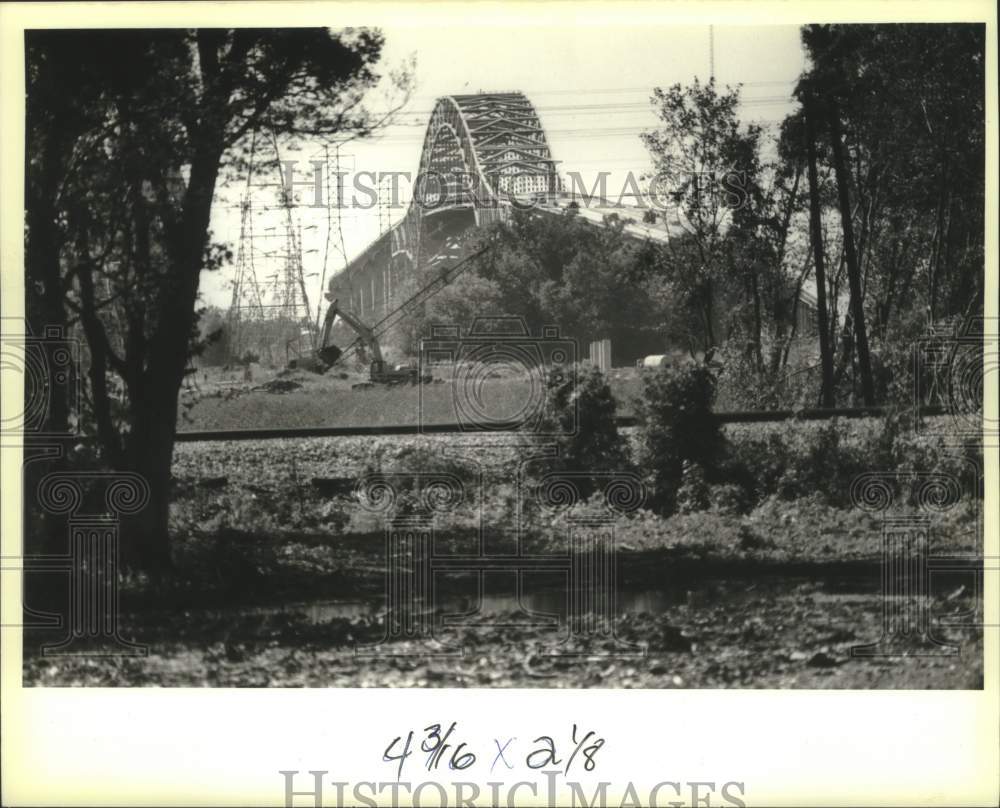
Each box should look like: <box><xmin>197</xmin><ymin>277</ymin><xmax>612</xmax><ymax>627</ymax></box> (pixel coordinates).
<box><xmin>290</xmin><ymin>589</ymin><xmax>684</xmax><ymax>625</ymax></box>
<box><xmin>254</xmin><ymin>576</ymin><xmax>879</xmax><ymax>625</ymax></box>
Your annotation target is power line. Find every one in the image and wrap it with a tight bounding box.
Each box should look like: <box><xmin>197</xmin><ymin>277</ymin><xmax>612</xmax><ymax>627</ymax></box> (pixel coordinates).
<box><xmin>379</xmin><ymin>96</ymin><xmax>794</xmax><ymax>121</ymax></box>
<box><xmin>399</xmin><ymin>80</ymin><xmax>795</xmax><ymax>103</ymax></box>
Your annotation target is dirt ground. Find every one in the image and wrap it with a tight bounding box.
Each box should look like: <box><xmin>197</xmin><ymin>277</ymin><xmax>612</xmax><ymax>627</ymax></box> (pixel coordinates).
<box><xmin>22</xmin><ymin>391</ymin><xmax>984</xmax><ymax>690</ymax></box>
<box><xmin>23</xmin><ymin>576</ymin><xmax>982</xmax><ymax>688</ymax></box>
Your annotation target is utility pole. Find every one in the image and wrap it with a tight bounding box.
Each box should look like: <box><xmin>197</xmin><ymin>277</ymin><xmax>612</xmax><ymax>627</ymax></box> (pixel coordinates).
<box><xmin>709</xmin><ymin>25</ymin><xmax>715</xmax><ymax>81</ymax></box>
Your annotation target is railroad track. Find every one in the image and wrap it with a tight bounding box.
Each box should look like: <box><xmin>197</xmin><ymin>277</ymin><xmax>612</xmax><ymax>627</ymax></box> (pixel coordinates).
<box><xmin>173</xmin><ymin>405</ymin><xmax>950</xmax><ymax>442</ymax></box>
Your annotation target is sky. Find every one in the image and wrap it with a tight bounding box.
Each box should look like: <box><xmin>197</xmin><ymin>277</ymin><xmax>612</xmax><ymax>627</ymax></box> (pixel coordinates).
<box><xmin>202</xmin><ymin>23</ymin><xmax>807</xmax><ymax>314</ymax></box>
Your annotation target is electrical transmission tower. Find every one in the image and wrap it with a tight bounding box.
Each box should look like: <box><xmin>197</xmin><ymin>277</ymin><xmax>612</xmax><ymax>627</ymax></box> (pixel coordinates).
<box><xmin>270</xmin><ymin>130</ymin><xmax>316</xmax><ymax>361</ymax></box>
<box><xmin>227</xmin><ymin>194</ymin><xmax>268</xmax><ymax>360</ymax></box>
<box><xmin>226</xmin><ymin>130</ymin><xmax>271</xmax><ymax>362</ymax></box>
<box><xmin>315</xmin><ymin>143</ymin><xmax>350</xmax><ymax>332</ymax></box>
<box><xmin>226</xmin><ymin>132</ymin><xmax>356</xmax><ymax>366</ymax></box>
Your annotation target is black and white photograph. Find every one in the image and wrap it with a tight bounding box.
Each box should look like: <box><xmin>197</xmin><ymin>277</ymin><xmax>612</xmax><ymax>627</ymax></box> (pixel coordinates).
<box><xmin>1</xmin><ymin>2</ymin><xmax>997</xmax><ymax>804</ymax></box>
<box><xmin>9</xmin><ymin>14</ymin><xmax>992</xmax><ymax>689</ymax></box>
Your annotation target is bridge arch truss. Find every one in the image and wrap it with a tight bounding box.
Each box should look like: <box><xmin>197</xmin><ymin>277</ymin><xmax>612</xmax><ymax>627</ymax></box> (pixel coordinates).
<box><xmin>330</xmin><ymin>92</ymin><xmax>560</xmax><ymax>322</ymax></box>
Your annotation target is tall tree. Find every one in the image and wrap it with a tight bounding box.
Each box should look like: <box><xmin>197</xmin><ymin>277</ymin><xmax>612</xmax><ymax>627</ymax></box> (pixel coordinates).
<box><xmin>641</xmin><ymin>79</ymin><xmax>764</xmax><ymax>353</ymax></box>
<box><xmin>26</xmin><ymin>28</ymin><xmax>405</xmax><ymax>570</ymax></box>
<box><xmin>802</xmin><ymin>93</ymin><xmax>836</xmax><ymax>407</ymax></box>
<box><xmin>796</xmin><ymin>23</ymin><xmax>984</xmax><ymax>403</ymax></box>
<box><xmin>825</xmin><ymin>95</ymin><xmax>875</xmax><ymax>405</ymax></box>
<box><xmin>798</xmin><ymin>25</ymin><xmax>875</xmax><ymax>404</ymax></box>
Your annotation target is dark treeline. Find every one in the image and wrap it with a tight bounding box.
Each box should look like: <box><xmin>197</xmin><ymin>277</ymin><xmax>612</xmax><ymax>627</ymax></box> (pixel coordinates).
<box><xmin>24</xmin><ymin>28</ymin><xmax>406</xmax><ymax>567</ymax></box>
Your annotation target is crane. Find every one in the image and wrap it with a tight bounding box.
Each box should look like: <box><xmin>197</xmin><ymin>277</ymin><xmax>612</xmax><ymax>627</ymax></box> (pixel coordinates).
<box><xmin>305</xmin><ymin>241</ymin><xmax>491</xmax><ymax>386</ymax></box>
<box><xmin>315</xmin><ymin>296</ymin><xmax>429</xmax><ymax>387</ymax></box>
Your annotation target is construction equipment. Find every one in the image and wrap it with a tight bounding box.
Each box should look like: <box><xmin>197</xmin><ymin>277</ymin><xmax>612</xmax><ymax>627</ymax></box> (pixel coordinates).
<box><xmin>316</xmin><ymin>296</ymin><xmax>429</xmax><ymax>387</ymax></box>
<box><xmin>300</xmin><ymin>242</ymin><xmax>491</xmax><ymax>385</ymax></box>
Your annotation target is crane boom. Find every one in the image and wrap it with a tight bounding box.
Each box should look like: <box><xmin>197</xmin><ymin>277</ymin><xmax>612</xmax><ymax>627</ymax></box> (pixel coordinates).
<box><xmin>318</xmin><ymin>297</ymin><xmax>383</xmax><ymax>365</ymax></box>
<box><xmin>312</xmin><ymin>241</ymin><xmax>491</xmax><ymax>385</ymax></box>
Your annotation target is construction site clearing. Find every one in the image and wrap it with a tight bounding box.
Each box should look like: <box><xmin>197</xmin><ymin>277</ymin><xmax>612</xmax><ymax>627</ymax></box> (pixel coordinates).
<box><xmin>179</xmin><ymin>361</ymin><xmax>646</xmax><ymax>432</ymax></box>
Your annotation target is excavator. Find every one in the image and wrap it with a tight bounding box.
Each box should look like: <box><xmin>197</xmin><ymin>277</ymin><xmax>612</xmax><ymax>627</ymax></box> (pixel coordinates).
<box><xmin>303</xmin><ymin>241</ymin><xmax>490</xmax><ymax>386</ymax></box>
<box><xmin>314</xmin><ymin>294</ymin><xmax>430</xmax><ymax>387</ymax></box>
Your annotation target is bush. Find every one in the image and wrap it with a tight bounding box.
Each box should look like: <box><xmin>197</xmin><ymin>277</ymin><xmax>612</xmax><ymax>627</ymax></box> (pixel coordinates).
<box><xmin>723</xmin><ymin>431</ymin><xmax>789</xmax><ymax>504</ymax></box>
<box><xmin>722</xmin><ymin>412</ymin><xmax>983</xmax><ymax>509</ymax></box>
<box><xmin>538</xmin><ymin>362</ymin><xmax>631</xmax><ymax>497</ymax></box>
<box><xmin>776</xmin><ymin>419</ymin><xmax>867</xmax><ymax>504</ymax></box>
<box><xmin>712</xmin><ymin>339</ymin><xmax>819</xmax><ymax>411</ymax></box>
<box><xmin>708</xmin><ymin>483</ymin><xmax>752</xmax><ymax>514</ymax></box>
<box><xmin>724</xmin><ymin>418</ymin><xmax>869</xmax><ymax>506</ymax></box>
<box><xmin>635</xmin><ymin>364</ymin><xmax>725</xmax><ymax>514</ymax></box>
<box><xmin>676</xmin><ymin>461</ymin><xmax>710</xmax><ymax>514</ymax></box>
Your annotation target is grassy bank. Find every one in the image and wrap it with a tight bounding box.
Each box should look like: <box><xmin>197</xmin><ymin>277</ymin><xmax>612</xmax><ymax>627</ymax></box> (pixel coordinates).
<box><xmin>178</xmin><ymin>365</ymin><xmax>645</xmax><ymax>431</ymax></box>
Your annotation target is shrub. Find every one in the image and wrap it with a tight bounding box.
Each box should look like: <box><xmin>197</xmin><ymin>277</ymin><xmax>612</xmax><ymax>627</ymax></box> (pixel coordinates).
<box><xmin>372</xmin><ymin>443</ymin><xmax>477</xmax><ymax>482</ymax></box>
<box><xmin>708</xmin><ymin>483</ymin><xmax>751</xmax><ymax>514</ymax></box>
<box><xmin>733</xmin><ymin>431</ymin><xmax>789</xmax><ymax>502</ymax></box>
<box><xmin>777</xmin><ymin>420</ymin><xmax>863</xmax><ymax>503</ymax></box>
<box><xmin>722</xmin><ymin>419</ymin><xmax>857</xmax><ymax>506</ymax></box>
<box><xmin>712</xmin><ymin>339</ymin><xmax>819</xmax><ymax>411</ymax></box>
<box><xmin>538</xmin><ymin>362</ymin><xmax>632</xmax><ymax>497</ymax></box>
<box><xmin>676</xmin><ymin>461</ymin><xmax>710</xmax><ymax>514</ymax></box>
<box><xmin>722</xmin><ymin>412</ymin><xmax>984</xmax><ymax>508</ymax></box>
<box><xmin>634</xmin><ymin>364</ymin><xmax>725</xmax><ymax>514</ymax></box>
<box><xmin>890</xmin><ymin>429</ymin><xmax>982</xmax><ymax>504</ymax></box>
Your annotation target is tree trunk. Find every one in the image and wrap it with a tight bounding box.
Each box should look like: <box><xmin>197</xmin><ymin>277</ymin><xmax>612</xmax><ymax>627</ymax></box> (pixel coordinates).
<box><xmin>826</xmin><ymin>98</ymin><xmax>875</xmax><ymax>405</ymax></box>
<box><xmin>76</xmin><ymin>263</ymin><xmax>124</xmax><ymax>466</ymax></box>
<box><xmin>703</xmin><ymin>277</ymin><xmax>716</xmax><ymax>351</ymax></box>
<box><xmin>769</xmin><ymin>166</ymin><xmax>802</xmax><ymax>373</ymax></box>
<box><xmin>124</xmin><ymin>376</ymin><xmax>182</xmax><ymax>571</ymax></box>
<box><xmin>122</xmin><ymin>145</ymin><xmax>224</xmax><ymax>571</ymax></box>
<box><xmin>752</xmin><ymin>273</ymin><xmax>764</xmax><ymax>370</ymax></box>
<box><xmin>805</xmin><ymin>96</ymin><xmax>836</xmax><ymax>408</ymax></box>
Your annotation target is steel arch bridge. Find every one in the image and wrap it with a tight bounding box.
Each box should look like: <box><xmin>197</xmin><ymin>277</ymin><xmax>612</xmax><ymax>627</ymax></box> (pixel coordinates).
<box><xmin>327</xmin><ymin>91</ymin><xmax>668</xmax><ymax>324</ymax></box>
<box><xmin>328</xmin><ymin>92</ymin><xmax>559</xmax><ymax>321</ymax></box>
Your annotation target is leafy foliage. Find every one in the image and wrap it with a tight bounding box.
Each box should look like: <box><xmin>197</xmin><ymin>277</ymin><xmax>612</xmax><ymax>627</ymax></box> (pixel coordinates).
<box><xmin>25</xmin><ymin>28</ymin><xmax>405</xmax><ymax>568</ymax></box>
<box><xmin>403</xmin><ymin>208</ymin><xmax>661</xmax><ymax>361</ymax></box>
<box><xmin>791</xmin><ymin>24</ymin><xmax>985</xmax><ymax>404</ymax></box>
<box><xmin>634</xmin><ymin>365</ymin><xmax>725</xmax><ymax>514</ymax></box>
<box><xmin>538</xmin><ymin>363</ymin><xmax>632</xmax><ymax>496</ymax></box>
